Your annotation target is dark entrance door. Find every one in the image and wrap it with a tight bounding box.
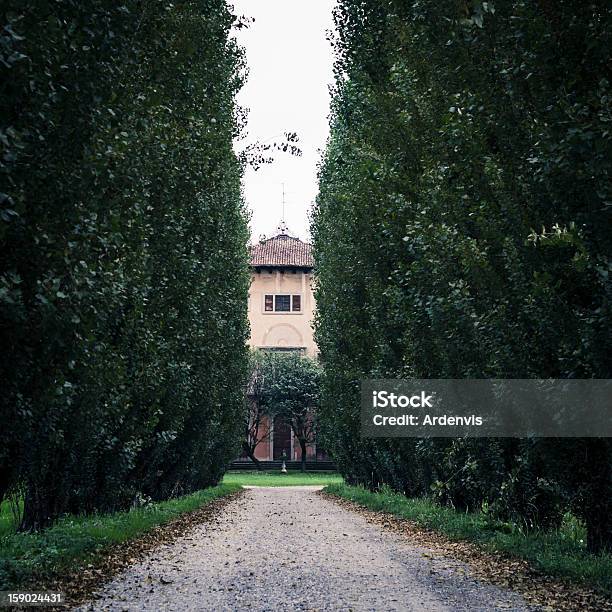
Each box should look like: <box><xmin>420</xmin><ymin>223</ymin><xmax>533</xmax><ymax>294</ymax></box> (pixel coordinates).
<box><xmin>273</xmin><ymin>416</ymin><xmax>292</xmax><ymax>460</ymax></box>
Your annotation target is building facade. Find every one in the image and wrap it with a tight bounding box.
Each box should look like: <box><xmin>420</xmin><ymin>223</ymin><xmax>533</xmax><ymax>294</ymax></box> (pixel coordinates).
<box><xmin>245</xmin><ymin>224</ymin><xmax>321</xmax><ymax>462</ymax></box>
<box><xmin>248</xmin><ymin>224</ymin><xmax>316</xmax><ymax>357</ymax></box>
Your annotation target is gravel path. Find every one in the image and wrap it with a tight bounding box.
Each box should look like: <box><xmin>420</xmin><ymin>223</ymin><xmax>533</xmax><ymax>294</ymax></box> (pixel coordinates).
<box><xmin>79</xmin><ymin>486</ymin><xmax>536</xmax><ymax>611</ymax></box>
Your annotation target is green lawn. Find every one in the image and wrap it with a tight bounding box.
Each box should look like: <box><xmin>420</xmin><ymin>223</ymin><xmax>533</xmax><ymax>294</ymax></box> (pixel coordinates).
<box><xmin>325</xmin><ymin>483</ymin><xmax>612</xmax><ymax>595</ymax></box>
<box><xmin>223</xmin><ymin>470</ymin><xmax>343</xmax><ymax>487</ymax></box>
<box><xmin>0</xmin><ymin>483</ymin><xmax>240</xmax><ymax>590</ymax></box>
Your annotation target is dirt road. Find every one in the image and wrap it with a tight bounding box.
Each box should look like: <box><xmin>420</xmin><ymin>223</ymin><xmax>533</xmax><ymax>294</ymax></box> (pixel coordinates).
<box><xmin>79</xmin><ymin>486</ymin><xmax>535</xmax><ymax>611</ymax></box>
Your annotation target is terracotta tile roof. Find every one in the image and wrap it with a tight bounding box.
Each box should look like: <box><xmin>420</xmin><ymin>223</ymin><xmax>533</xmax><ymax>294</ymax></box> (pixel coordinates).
<box><xmin>250</xmin><ymin>233</ymin><xmax>314</xmax><ymax>268</ymax></box>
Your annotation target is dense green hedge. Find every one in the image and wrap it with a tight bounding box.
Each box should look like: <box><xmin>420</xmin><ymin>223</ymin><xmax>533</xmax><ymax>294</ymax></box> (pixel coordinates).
<box><xmin>0</xmin><ymin>0</ymin><xmax>249</xmax><ymax>529</ymax></box>
<box><xmin>313</xmin><ymin>0</ymin><xmax>611</xmax><ymax>552</ymax></box>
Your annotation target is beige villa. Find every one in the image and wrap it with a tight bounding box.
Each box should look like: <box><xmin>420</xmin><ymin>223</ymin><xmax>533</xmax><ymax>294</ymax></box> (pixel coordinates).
<box><xmin>242</xmin><ymin>223</ymin><xmax>326</xmax><ymax>464</ymax></box>
<box><xmin>248</xmin><ymin>222</ymin><xmax>317</xmax><ymax>357</ymax></box>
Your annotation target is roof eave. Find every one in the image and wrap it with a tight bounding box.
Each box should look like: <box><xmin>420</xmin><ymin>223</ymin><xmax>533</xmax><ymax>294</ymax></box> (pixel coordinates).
<box><xmin>250</xmin><ymin>264</ymin><xmax>314</xmax><ymax>271</ymax></box>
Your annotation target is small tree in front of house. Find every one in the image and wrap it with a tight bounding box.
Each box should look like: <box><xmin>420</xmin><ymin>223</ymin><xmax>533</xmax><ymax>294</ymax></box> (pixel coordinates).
<box><xmin>242</xmin><ymin>350</ymin><xmax>321</xmax><ymax>471</ymax></box>
<box><xmin>253</xmin><ymin>351</ymin><xmax>321</xmax><ymax>472</ymax></box>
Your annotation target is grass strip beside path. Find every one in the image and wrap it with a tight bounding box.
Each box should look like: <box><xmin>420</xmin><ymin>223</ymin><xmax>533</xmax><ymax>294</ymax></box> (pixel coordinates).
<box><xmin>223</xmin><ymin>470</ymin><xmax>343</xmax><ymax>487</ymax></box>
<box><xmin>325</xmin><ymin>483</ymin><xmax>612</xmax><ymax>601</ymax></box>
<box><xmin>0</xmin><ymin>483</ymin><xmax>241</xmax><ymax>595</ymax></box>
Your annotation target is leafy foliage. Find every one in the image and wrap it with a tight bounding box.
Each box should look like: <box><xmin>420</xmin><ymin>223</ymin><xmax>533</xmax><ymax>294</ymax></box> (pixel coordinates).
<box><xmin>313</xmin><ymin>0</ymin><xmax>611</xmax><ymax>552</ymax></box>
<box><xmin>246</xmin><ymin>351</ymin><xmax>321</xmax><ymax>470</ymax></box>
<box><xmin>0</xmin><ymin>0</ymin><xmax>249</xmax><ymax>529</ymax></box>
<box><xmin>242</xmin><ymin>350</ymin><xmax>274</xmax><ymax>469</ymax></box>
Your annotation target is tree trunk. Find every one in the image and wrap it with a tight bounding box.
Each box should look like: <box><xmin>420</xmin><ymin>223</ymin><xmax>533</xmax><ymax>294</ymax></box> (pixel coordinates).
<box><xmin>243</xmin><ymin>442</ymin><xmax>262</xmax><ymax>471</ymax></box>
<box><xmin>582</xmin><ymin>440</ymin><xmax>612</xmax><ymax>554</ymax></box>
<box><xmin>300</xmin><ymin>439</ymin><xmax>307</xmax><ymax>473</ymax></box>
<box><xmin>250</xmin><ymin>451</ymin><xmax>262</xmax><ymax>471</ymax></box>
<box><xmin>586</xmin><ymin>510</ymin><xmax>612</xmax><ymax>554</ymax></box>
<box><xmin>20</xmin><ymin>483</ymin><xmax>56</xmax><ymax>532</ymax></box>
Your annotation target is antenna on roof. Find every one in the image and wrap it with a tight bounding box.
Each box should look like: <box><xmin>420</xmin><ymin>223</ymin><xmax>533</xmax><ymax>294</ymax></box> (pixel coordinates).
<box><xmin>276</xmin><ymin>183</ymin><xmax>292</xmax><ymax>236</ymax></box>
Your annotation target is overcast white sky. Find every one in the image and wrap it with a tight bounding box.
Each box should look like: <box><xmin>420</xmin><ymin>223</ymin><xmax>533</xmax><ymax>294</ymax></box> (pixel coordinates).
<box><xmin>231</xmin><ymin>0</ymin><xmax>336</xmax><ymax>242</ymax></box>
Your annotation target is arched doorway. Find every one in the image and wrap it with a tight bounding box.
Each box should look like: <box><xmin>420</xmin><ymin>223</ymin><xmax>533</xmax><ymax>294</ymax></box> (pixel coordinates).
<box><xmin>272</xmin><ymin>415</ymin><xmax>292</xmax><ymax>460</ymax></box>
